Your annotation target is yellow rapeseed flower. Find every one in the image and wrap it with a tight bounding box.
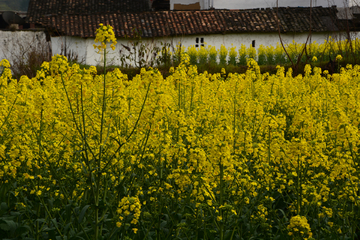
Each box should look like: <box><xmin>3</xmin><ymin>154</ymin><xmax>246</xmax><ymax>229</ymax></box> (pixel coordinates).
<box><xmin>94</xmin><ymin>23</ymin><xmax>117</xmax><ymax>52</ymax></box>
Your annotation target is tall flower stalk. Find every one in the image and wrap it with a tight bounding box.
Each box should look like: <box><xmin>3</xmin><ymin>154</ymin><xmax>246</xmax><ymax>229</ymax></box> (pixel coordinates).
<box><xmin>92</xmin><ymin>23</ymin><xmax>117</xmax><ymax>240</ymax></box>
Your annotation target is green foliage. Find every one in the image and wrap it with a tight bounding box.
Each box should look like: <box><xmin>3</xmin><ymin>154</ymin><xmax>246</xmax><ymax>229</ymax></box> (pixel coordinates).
<box><xmin>187</xmin><ymin>45</ymin><xmax>198</xmax><ymax>65</ymax></box>
<box><xmin>218</xmin><ymin>44</ymin><xmax>228</xmax><ymax>65</ymax></box>
<box><xmin>228</xmin><ymin>45</ymin><xmax>237</xmax><ymax>66</ymax></box>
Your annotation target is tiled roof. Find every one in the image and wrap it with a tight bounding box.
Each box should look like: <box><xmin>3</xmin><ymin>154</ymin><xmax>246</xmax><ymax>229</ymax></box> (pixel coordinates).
<box><xmin>31</xmin><ymin>7</ymin><xmax>343</xmax><ymax>38</ymax></box>
<box><xmin>27</xmin><ymin>0</ymin><xmax>151</xmax><ymax>23</ymax></box>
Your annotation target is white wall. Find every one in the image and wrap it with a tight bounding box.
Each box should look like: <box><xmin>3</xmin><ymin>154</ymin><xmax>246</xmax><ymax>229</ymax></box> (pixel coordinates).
<box><xmin>170</xmin><ymin>0</ymin><xmax>211</xmax><ymax>10</ymax></box>
<box><xmin>173</xmin><ymin>32</ymin><xmax>333</xmax><ymax>51</ymax></box>
<box><xmin>0</xmin><ymin>30</ymin><xmax>49</xmax><ymax>66</ymax></box>
<box><xmin>170</xmin><ymin>0</ymin><xmax>354</xmax><ymax>10</ymax></box>
<box><xmin>212</xmin><ymin>0</ymin><xmax>349</xmax><ymax>9</ymax></box>
<box><xmin>51</xmin><ymin>36</ymin><xmax>88</xmax><ymax>64</ymax></box>
<box><xmin>170</xmin><ymin>0</ymin><xmax>351</xmax><ymax>10</ymax></box>
<box><xmin>51</xmin><ymin>31</ymin><xmax>355</xmax><ymax>67</ymax></box>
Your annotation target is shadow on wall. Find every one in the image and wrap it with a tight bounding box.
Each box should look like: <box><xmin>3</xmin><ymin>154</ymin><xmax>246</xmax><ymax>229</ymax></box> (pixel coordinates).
<box><xmin>1</xmin><ymin>31</ymin><xmax>51</xmax><ymax>79</ymax></box>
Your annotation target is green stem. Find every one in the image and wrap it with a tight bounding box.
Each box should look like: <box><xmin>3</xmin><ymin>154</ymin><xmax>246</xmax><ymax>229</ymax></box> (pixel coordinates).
<box><xmin>99</xmin><ymin>44</ymin><xmax>107</xmax><ymax>161</ymax></box>
<box><xmin>233</xmin><ymin>82</ymin><xmax>237</xmax><ymax>154</ymax></box>
<box><xmin>95</xmin><ymin>48</ymin><xmax>107</xmax><ymax>240</ymax></box>
<box><xmin>101</xmin><ymin>82</ymin><xmax>151</xmax><ymax>172</ymax></box>
<box><xmin>80</xmin><ymin>84</ymin><xmax>90</xmax><ymax>168</ymax></box>
<box><xmin>60</xmin><ymin>74</ymin><xmax>96</xmax><ymax>160</ymax></box>
<box><xmin>36</xmin><ymin>192</ymin><xmax>63</xmax><ymax>237</ymax></box>
<box><xmin>219</xmin><ymin>156</ymin><xmax>224</xmax><ymax>240</ymax></box>
<box><xmin>178</xmin><ymin>77</ymin><xmax>181</xmax><ymax>110</ymax></box>
<box><xmin>267</xmin><ymin>125</ymin><xmax>272</xmax><ymax>191</ymax></box>
<box><xmin>36</xmin><ymin>204</ymin><xmax>40</xmax><ymax>240</ymax></box>
<box><xmin>297</xmin><ymin>153</ymin><xmax>301</xmax><ymax>216</ymax></box>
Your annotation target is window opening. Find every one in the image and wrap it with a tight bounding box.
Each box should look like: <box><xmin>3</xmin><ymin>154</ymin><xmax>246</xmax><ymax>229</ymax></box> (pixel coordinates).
<box><xmin>196</xmin><ymin>37</ymin><xmax>205</xmax><ymax>47</ymax></box>
<box><xmin>252</xmin><ymin>40</ymin><xmax>256</xmax><ymax>48</ymax></box>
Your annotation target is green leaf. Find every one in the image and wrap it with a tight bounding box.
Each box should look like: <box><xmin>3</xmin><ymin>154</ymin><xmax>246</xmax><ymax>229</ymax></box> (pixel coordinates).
<box><xmin>64</xmin><ymin>222</ymin><xmax>71</xmax><ymax>235</ymax></box>
<box><xmin>51</xmin><ymin>218</ymin><xmax>59</xmax><ymax>229</ymax></box>
<box><xmin>35</xmin><ymin>218</ymin><xmax>46</xmax><ymax>224</ymax></box>
<box><xmin>0</xmin><ymin>219</ymin><xmax>17</xmax><ymax>233</ymax></box>
<box><xmin>0</xmin><ymin>202</ymin><xmax>8</xmax><ymax>211</ymax></box>
<box><xmin>6</xmin><ymin>219</ymin><xmax>16</xmax><ymax>232</ymax></box>
<box><xmin>69</xmin><ymin>235</ymin><xmax>85</xmax><ymax>240</ymax></box>
<box><xmin>48</xmin><ymin>198</ymin><xmax>54</xmax><ymax>209</ymax></box>
<box><xmin>47</xmin><ymin>227</ymin><xmax>57</xmax><ymax>240</ymax></box>
<box><xmin>15</xmin><ymin>225</ymin><xmax>30</xmax><ymax>236</ymax></box>
<box><xmin>10</xmin><ymin>211</ymin><xmax>20</xmax><ymax>217</ymax></box>
<box><xmin>160</xmin><ymin>221</ymin><xmax>167</xmax><ymax>229</ymax></box>
<box><xmin>0</xmin><ymin>219</ymin><xmax>10</xmax><ymax>231</ymax></box>
<box><xmin>0</xmin><ymin>185</ymin><xmax>10</xmax><ymax>202</ymax></box>
<box><xmin>78</xmin><ymin>205</ymin><xmax>90</xmax><ymax>223</ymax></box>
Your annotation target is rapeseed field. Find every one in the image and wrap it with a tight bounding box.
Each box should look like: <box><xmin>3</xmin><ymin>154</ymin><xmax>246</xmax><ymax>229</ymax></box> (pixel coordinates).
<box><xmin>1</xmin><ymin>24</ymin><xmax>360</xmax><ymax>240</ymax></box>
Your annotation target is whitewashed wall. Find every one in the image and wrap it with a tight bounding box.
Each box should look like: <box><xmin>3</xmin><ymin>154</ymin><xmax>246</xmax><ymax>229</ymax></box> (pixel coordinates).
<box><xmin>51</xmin><ymin>36</ymin><xmax>88</xmax><ymax>64</ymax></box>
<box><xmin>170</xmin><ymin>0</ymin><xmax>212</xmax><ymax>10</ymax></box>
<box><xmin>173</xmin><ymin>32</ymin><xmax>332</xmax><ymax>51</ymax></box>
<box><xmin>0</xmin><ymin>30</ymin><xmax>49</xmax><ymax>65</ymax></box>
<box><xmin>171</xmin><ymin>0</ymin><xmax>352</xmax><ymax>10</ymax></box>
<box><xmin>212</xmin><ymin>0</ymin><xmax>349</xmax><ymax>10</ymax></box>
<box><xmin>51</xmin><ymin>31</ymin><xmax>355</xmax><ymax>67</ymax></box>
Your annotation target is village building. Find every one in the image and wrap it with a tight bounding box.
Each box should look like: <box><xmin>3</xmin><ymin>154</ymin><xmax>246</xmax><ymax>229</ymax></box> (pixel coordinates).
<box><xmin>1</xmin><ymin>0</ymin><xmax>360</xmax><ymax>67</ymax></box>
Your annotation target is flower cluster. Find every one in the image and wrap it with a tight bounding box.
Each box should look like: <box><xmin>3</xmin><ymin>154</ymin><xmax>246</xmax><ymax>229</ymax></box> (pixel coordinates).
<box><xmin>0</xmin><ymin>59</ymin><xmax>12</xmax><ymax>84</ymax></box>
<box><xmin>0</xmin><ymin>59</ymin><xmax>10</xmax><ymax>68</ymax></box>
<box><xmin>116</xmin><ymin>196</ymin><xmax>142</xmax><ymax>228</ymax></box>
<box><xmin>93</xmin><ymin>23</ymin><xmax>117</xmax><ymax>52</ymax></box>
<box><xmin>49</xmin><ymin>54</ymin><xmax>69</xmax><ymax>75</ymax></box>
<box><xmin>187</xmin><ymin>45</ymin><xmax>198</xmax><ymax>65</ymax></box>
<box><xmin>218</xmin><ymin>44</ymin><xmax>228</xmax><ymax>64</ymax></box>
<box><xmin>287</xmin><ymin>215</ymin><xmax>313</xmax><ymax>240</ymax></box>
<box><xmin>336</xmin><ymin>54</ymin><xmax>343</xmax><ymax>61</ymax></box>
<box><xmin>180</xmin><ymin>38</ymin><xmax>359</xmax><ymax>66</ymax></box>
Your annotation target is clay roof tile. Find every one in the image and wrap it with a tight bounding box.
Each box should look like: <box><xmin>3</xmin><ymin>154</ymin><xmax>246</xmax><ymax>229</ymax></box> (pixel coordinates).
<box><xmin>35</xmin><ymin>6</ymin><xmax>342</xmax><ymax>38</ymax></box>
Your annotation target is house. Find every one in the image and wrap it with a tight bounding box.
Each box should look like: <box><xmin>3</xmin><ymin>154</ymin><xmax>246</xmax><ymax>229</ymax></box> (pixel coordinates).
<box><xmin>26</xmin><ymin>0</ymin><xmax>359</xmax><ymax>67</ymax></box>
<box><xmin>0</xmin><ymin>10</ymin><xmax>50</xmax><ymax>70</ymax></box>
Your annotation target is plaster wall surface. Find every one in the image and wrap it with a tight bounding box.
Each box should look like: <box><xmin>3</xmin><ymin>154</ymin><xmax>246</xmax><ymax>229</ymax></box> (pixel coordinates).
<box><xmin>51</xmin><ymin>36</ymin><xmax>88</xmax><ymax>63</ymax></box>
<box><xmin>0</xmin><ymin>30</ymin><xmax>48</xmax><ymax>66</ymax></box>
<box><xmin>212</xmin><ymin>0</ymin><xmax>349</xmax><ymax>9</ymax></box>
<box><xmin>52</xmin><ymin>31</ymin><xmax>353</xmax><ymax>67</ymax></box>
<box><xmin>171</xmin><ymin>0</ymin><xmax>352</xmax><ymax>9</ymax></box>
<box><xmin>182</xmin><ymin>32</ymin><xmax>356</xmax><ymax>50</ymax></box>
<box><xmin>170</xmin><ymin>0</ymin><xmax>209</xmax><ymax>10</ymax></box>
<box><xmin>85</xmin><ymin>37</ymin><xmax>125</xmax><ymax>66</ymax></box>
